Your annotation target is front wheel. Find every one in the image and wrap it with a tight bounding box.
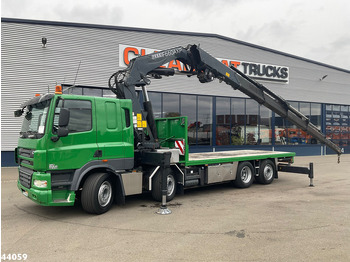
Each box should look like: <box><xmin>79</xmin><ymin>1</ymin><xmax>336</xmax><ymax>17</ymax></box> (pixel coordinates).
<box><xmin>234</xmin><ymin>161</ymin><xmax>254</xmax><ymax>188</ymax></box>
<box><xmin>81</xmin><ymin>173</ymin><xmax>114</xmax><ymax>214</ymax></box>
<box><xmin>152</xmin><ymin>171</ymin><xmax>177</xmax><ymax>202</ymax></box>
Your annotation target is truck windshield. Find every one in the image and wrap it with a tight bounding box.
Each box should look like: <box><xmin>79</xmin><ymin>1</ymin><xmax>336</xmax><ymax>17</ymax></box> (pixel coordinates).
<box><xmin>20</xmin><ymin>100</ymin><xmax>50</xmax><ymax>139</ymax></box>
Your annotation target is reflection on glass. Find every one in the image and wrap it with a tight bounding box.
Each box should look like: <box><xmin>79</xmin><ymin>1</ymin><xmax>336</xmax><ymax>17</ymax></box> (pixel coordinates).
<box><xmin>54</xmin><ymin>100</ymin><xmax>92</xmax><ymax>133</ymax></box>
<box><xmin>181</xmin><ymin>95</ymin><xmax>197</xmax><ymax>145</ymax></box>
<box><xmin>163</xmin><ymin>93</ymin><xmax>180</xmax><ymax>117</ymax></box>
<box><xmin>326</xmin><ymin>104</ymin><xmax>349</xmax><ymax>147</ymax></box>
<box><xmin>83</xmin><ymin>88</ymin><xmax>102</xmax><ymax>97</ymax></box>
<box><xmin>245</xmin><ymin>99</ymin><xmax>259</xmax><ymax>145</ymax></box>
<box><xmin>276</xmin><ymin>102</ymin><xmax>321</xmax><ymax>145</ymax></box>
<box><xmin>66</xmin><ymin>87</ymin><xmax>82</xmax><ymax>95</ymax></box>
<box><xmin>298</xmin><ymin>102</ymin><xmax>311</xmax><ymax>143</ymax></box>
<box><xmin>280</xmin><ymin>102</ymin><xmax>300</xmax><ymax>145</ymax></box>
<box><xmin>310</xmin><ymin>103</ymin><xmax>321</xmax><ymax>144</ymax></box>
<box><xmin>197</xmin><ymin>96</ymin><xmax>212</xmax><ymax>145</ymax></box>
<box><xmin>148</xmin><ymin>92</ymin><xmax>162</xmax><ymax>118</ymax></box>
<box><xmin>103</xmin><ymin>89</ymin><xmax>116</xmax><ymax>98</ymax></box>
<box><xmin>275</xmin><ymin>112</ymin><xmax>287</xmax><ymax>145</ymax></box>
<box><xmin>216</xmin><ymin>97</ymin><xmax>231</xmax><ymax>145</ymax></box>
<box><xmin>260</xmin><ymin>105</ymin><xmax>272</xmax><ymax>145</ymax></box>
<box><xmin>231</xmin><ymin>98</ymin><xmax>245</xmax><ymax>145</ymax></box>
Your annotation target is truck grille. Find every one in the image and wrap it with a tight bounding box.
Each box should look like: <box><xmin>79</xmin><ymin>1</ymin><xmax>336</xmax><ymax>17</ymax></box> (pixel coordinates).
<box><xmin>19</xmin><ymin>166</ymin><xmax>33</xmax><ymax>189</ymax></box>
<box><xmin>18</xmin><ymin>148</ymin><xmax>35</xmax><ymax>158</ymax></box>
<box><xmin>18</xmin><ymin>147</ymin><xmax>35</xmax><ymax>167</ymax></box>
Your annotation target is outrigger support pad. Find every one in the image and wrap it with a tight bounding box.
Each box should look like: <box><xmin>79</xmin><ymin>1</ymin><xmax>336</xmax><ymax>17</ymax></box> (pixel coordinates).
<box><xmin>156</xmin><ymin>154</ymin><xmax>172</xmax><ymax>215</ymax></box>
<box><xmin>156</xmin><ymin>194</ymin><xmax>172</xmax><ymax>215</ymax></box>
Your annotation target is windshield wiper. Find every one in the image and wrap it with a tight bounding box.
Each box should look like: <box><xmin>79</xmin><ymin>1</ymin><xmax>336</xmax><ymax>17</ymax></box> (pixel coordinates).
<box><xmin>27</xmin><ymin>131</ymin><xmax>37</xmax><ymax>138</ymax></box>
<box><xmin>20</xmin><ymin>131</ymin><xmax>42</xmax><ymax>139</ymax></box>
<box><xmin>19</xmin><ymin>132</ymin><xmax>28</xmax><ymax>138</ymax></box>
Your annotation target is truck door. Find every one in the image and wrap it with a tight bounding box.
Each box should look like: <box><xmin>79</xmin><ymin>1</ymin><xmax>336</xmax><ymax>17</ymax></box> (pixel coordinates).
<box><xmin>95</xmin><ymin>99</ymin><xmax>134</xmax><ymax>170</ymax></box>
<box><xmin>47</xmin><ymin>98</ymin><xmax>98</xmax><ymax>171</ymax></box>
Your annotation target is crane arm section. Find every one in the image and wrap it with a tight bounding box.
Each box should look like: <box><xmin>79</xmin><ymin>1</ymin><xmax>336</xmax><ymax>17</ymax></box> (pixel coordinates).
<box><xmin>109</xmin><ymin>44</ymin><xmax>342</xmax><ymax>156</ymax></box>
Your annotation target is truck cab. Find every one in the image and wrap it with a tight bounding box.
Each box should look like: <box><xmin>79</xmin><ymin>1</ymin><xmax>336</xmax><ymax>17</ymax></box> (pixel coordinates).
<box><xmin>16</xmin><ymin>91</ymin><xmax>134</xmax><ymax>211</ymax></box>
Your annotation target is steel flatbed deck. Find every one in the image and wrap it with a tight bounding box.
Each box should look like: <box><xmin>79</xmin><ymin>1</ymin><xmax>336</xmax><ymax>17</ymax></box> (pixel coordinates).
<box><xmin>185</xmin><ymin>150</ymin><xmax>295</xmax><ymax>166</ymax></box>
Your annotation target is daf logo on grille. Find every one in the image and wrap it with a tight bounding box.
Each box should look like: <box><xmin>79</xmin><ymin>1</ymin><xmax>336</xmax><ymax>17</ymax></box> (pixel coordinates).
<box><xmin>49</xmin><ymin>164</ymin><xmax>58</xmax><ymax>169</ymax></box>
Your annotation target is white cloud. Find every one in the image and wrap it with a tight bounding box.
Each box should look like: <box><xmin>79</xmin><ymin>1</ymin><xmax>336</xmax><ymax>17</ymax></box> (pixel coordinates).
<box><xmin>2</xmin><ymin>0</ymin><xmax>350</xmax><ymax>69</ymax></box>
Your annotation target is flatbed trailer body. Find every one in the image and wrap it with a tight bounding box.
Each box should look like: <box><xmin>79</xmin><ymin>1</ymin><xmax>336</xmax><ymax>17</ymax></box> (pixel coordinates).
<box><xmin>156</xmin><ymin>116</ymin><xmax>295</xmax><ymax>167</ymax></box>
<box><xmin>187</xmin><ymin>150</ymin><xmax>295</xmax><ymax>166</ymax></box>
<box><xmin>153</xmin><ymin>117</ymin><xmax>297</xmax><ymax>191</ymax></box>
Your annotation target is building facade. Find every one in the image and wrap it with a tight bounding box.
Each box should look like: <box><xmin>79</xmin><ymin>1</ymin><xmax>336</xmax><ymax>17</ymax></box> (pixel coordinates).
<box><xmin>2</xmin><ymin>18</ymin><xmax>350</xmax><ymax>166</ymax></box>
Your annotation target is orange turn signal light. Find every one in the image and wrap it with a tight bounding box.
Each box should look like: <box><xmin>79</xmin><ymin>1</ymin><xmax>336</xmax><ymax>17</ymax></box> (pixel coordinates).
<box><xmin>55</xmin><ymin>85</ymin><xmax>62</xmax><ymax>94</ymax></box>
<box><xmin>35</xmin><ymin>94</ymin><xmax>41</xmax><ymax>97</ymax></box>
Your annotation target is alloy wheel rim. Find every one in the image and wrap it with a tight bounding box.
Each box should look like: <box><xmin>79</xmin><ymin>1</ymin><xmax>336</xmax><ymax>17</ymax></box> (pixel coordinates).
<box><xmin>241</xmin><ymin>167</ymin><xmax>252</xmax><ymax>183</ymax></box>
<box><xmin>98</xmin><ymin>181</ymin><xmax>112</xmax><ymax>207</ymax></box>
<box><xmin>263</xmin><ymin>164</ymin><xmax>273</xmax><ymax>180</ymax></box>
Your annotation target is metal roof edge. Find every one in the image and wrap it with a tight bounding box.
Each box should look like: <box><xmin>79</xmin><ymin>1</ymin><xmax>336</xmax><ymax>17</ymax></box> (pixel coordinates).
<box><xmin>2</xmin><ymin>17</ymin><xmax>350</xmax><ymax>74</ymax></box>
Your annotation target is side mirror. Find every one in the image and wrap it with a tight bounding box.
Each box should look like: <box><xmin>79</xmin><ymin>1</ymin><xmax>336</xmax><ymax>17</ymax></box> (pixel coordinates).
<box><xmin>14</xmin><ymin>109</ymin><xmax>24</xmax><ymax>117</ymax></box>
<box><xmin>57</xmin><ymin>127</ymin><xmax>69</xmax><ymax>137</ymax></box>
<box><xmin>58</xmin><ymin>108</ymin><xmax>70</xmax><ymax>127</ymax></box>
<box><xmin>51</xmin><ymin>108</ymin><xmax>70</xmax><ymax>142</ymax></box>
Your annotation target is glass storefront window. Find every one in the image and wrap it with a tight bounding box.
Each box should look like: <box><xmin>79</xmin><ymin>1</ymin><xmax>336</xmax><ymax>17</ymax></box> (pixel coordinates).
<box><xmin>311</xmin><ymin>103</ymin><xmax>321</xmax><ymax>128</ymax></box>
<box><xmin>299</xmin><ymin>102</ymin><xmax>311</xmax><ymax>143</ymax></box>
<box><xmin>276</xmin><ymin>102</ymin><xmax>321</xmax><ymax>145</ymax></box>
<box><xmin>310</xmin><ymin>103</ymin><xmax>321</xmax><ymax>144</ymax></box>
<box><xmin>163</xmin><ymin>93</ymin><xmax>180</xmax><ymax>117</ymax></box>
<box><xmin>245</xmin><ymin>99</ymin><xmax>259</xmax><ymax>145</ymax></box>
<box><xmin>325</xmin><ymin>104</ymin><xmax>333</xmax><ymax>141</ymax></box>
<box><xmin>300</xmin><ymin>102</ymin><xmax>310</xmax><ymax>117</ymax></box>
<box><xmin>103</xmin><ymin>89</ymin><xmax>116</xmax><ymax>98</ymax></box>
<box><xmin>145</xmin><ymin>91</ymin><xmax>349</xmax><ymax>149</ymax></box>
<box><xmin>332</xmin><ymin>105</ymin><xmax>341</xmax><ymax>145</ymax></box>
<box><xmin>66</xmin><ymin>87</ymin><xmax>83</xmax><ymax>95</ymax></box>
<box><xmin>216</xmin><ymin>97</ymin><xmax>231</xmax><ymax>145</ymax></box>
<box><xmin>260</xmin><ymin>105</ymin><xmax>272</xmax><ymax>145</ymax></box>
<box><xmin>231</xmin><ymin>98</ymin><xmax>245</xmax><ymax>145</ymax></box>
<box><xmin>148</xmin><ymin>92</ymin><xmax>162</xmax><ymax>118</ymax></box>
<box><xmin>197</xmin><ymin>96</ymin><xmax>212</xmax><ymax>145</ymax></box>
<box><xmin>340</xmin><ymin>106</ymin><xmax>349</xmax><ymax>147</ymax></box>
<box><xmin>181</xmin><ymin>95</ymin><xmax>197</xmax><ymax>145</ymax></box>
<box><xmin>325</xmin><ymin>104</ymin><xmax>347</xmax><ymax>146</ymax></box>
<box><xmin>84</xmin><ymin>88</ymin><xmax>103</xmax><ymax>97</ymax></box>
<box><xmin>280</xmin><ymin>102</ymin><xmax>303</xmax><ymax>145</ymax></box>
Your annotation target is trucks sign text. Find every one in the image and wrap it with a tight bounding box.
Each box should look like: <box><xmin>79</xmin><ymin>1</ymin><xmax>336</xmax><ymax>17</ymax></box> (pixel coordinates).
<box><xmin>119</xmin><ymin>44</ymin><xmax>289</xmax><ymax>84</ymax></box>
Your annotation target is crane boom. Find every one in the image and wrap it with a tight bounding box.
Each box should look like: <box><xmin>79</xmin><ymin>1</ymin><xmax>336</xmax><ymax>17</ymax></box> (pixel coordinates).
<box><xmin>108</xmin><ymin>44</ymin><xmax>342</xmax><ymax>157</ymax></box>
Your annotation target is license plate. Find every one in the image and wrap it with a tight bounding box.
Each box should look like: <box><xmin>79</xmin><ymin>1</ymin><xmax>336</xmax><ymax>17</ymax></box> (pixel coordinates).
<box><xmin>22</xmin><ymin>190</ymin><xmax>28</xmax><ymax>197</ymax></box>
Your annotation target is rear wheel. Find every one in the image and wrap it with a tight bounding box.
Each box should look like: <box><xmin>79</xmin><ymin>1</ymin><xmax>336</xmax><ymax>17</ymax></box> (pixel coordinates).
<box><xmin>256</xmin><ymin>159</ymin><xmax>275</xmax><ymax>184</ymax></box>
<box><xmin>234</xmin><ymin>161</ymin><xmax>254</xmax><ymax>188</ymax></box>
<box><xmin>152</xmin><ymin>171</ymin><xmax>177</xmax><ymax>202</ymax></box>
<box><xmin>81</xmin><ymin>173</ymin><xmax>114</xmax><ymax>214</ymax></box>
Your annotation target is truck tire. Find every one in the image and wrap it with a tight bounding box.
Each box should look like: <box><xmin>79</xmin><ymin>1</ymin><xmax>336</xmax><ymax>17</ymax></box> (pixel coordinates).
<box><xmin>234</xmin><ymin>162</ymin><xmax>254</xmax><ymax>188</ymax></box>
<box><xmin>256</xmin><ymin>159</ymin><xmax>275</xmax><ymax>185</ymax></box>
<box><xmin>152</xmin><ymin>171</ymin><xmax>176</xmax><ymax>202</ymax></box>
<box><xmin>81</xmin><ymin>173</ymin><xmax>114</xmax><ymax>214</ymax></box>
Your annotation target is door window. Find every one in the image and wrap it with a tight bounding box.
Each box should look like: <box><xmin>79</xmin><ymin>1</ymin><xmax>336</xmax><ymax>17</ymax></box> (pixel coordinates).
<box><xmin>54</xmin><ymin>99</ymin><xmax>92</xmax><ymax>133</ymax></box>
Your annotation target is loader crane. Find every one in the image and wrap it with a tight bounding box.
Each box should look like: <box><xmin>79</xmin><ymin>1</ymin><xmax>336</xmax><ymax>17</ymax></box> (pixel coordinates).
<box><xmin>108</xmin><ymin>44</ymin><xmax>342</xmax><ymax>157</ymax></box>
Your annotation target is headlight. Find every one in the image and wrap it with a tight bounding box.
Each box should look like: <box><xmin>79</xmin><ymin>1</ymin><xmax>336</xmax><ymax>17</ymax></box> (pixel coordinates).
<box><xmin>34</xmin><ymin>180</ymin><xmax>48</xmax><ymax>188</ymax></box>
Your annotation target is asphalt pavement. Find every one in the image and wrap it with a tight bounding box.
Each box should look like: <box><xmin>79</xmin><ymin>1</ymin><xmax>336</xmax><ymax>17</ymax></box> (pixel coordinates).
<box><xmin>2</xmin><ymin>155</ymin><xmax>350</xmax><ymax>261</ymax></box>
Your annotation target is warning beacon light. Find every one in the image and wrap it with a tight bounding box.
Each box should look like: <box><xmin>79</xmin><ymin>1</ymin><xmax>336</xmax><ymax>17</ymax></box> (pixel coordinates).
<box><xmin>55</xmin><ymin>85</ymin><xmax>62</xmax><ymax>94</ymax></box>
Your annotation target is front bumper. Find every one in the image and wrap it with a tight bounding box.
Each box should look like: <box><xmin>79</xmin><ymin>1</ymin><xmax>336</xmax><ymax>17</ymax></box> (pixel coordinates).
<box><xmin>17</xmin><ymin>176</ymin><xmax>75</xmax><ymax>207</ymax></box>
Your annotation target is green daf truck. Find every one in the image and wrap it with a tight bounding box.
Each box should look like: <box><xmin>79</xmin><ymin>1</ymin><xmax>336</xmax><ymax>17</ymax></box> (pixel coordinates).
<box><xmin>15</xmin><ymin>45</ymin><xmax>341</xmax><ymax>214</ymax></box>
